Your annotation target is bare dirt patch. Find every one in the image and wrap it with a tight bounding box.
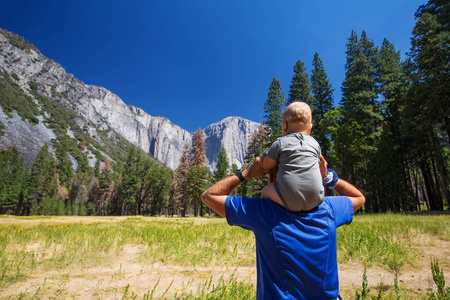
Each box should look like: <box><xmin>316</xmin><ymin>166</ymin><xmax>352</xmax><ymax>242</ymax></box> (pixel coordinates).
<box><xmin>1</xmin><ymin>245</ymin><xmax>256</xmax><ymax>299</ymax></box>
<box><xmin>1</xmin><ymin>216</ymin><xmax>449</xmax><ymax>299</ymax></box>
<box><xmin>3</xmin><ymin>238</ymin><xmax>449</xmax><ymax>299</ymax></box>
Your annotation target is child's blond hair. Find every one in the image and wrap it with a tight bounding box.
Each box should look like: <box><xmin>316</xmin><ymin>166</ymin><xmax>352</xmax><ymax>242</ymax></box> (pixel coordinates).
<box><xmin>282</xmin><ymin>101</ymin><xmax>312</xmax><ymax>129</ymax></box>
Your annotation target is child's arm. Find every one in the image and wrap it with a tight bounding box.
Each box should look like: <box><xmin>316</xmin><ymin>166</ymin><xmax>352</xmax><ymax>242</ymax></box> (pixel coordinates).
<box><xmin>262</xmin><ymin>155</ymin><xmax>278</xmax><ymax>171</ymax></box>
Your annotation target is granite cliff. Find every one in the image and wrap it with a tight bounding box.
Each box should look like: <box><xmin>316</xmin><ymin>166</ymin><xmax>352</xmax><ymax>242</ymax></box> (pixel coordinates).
<box><xmin>0</xmin><ymin>29</ymin><xmax>259</xmax><ymax>170</ymax></box>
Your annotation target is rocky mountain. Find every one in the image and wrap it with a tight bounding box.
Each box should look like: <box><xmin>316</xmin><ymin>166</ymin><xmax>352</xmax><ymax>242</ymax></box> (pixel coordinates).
<box><xmin>0</xmin><ymin>29</ymin><xmax>259</xmax><ymax>171</ymax></box>
<box><xmin>204</xmin><ymin>117</ymin><xmax>259</xmax><ymax>170</ymax></box>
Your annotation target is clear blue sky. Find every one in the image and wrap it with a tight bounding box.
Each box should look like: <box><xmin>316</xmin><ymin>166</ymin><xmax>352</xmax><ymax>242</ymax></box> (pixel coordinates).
<box><xmin>1</xmin><ymin>0</ymin><xmax>425</xmax><ymax>132</ymax></box>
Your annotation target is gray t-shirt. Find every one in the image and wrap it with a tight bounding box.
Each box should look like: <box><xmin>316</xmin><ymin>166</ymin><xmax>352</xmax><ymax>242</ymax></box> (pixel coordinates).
<box><xmin>267</xmin><ymin>133</ymin><xmax>324</xmax><ymax>211</ymax></box>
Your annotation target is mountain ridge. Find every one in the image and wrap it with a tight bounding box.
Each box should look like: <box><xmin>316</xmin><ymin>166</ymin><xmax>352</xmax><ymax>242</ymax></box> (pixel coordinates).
<box><xmin>0</xmin><ymin>29</ymin><xmax>259</xmax><ymax>171</ymax></box>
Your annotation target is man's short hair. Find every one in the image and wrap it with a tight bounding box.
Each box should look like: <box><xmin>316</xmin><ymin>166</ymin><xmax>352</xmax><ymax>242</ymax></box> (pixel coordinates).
<box><xmin>282</xmin><ymin>101</ymin><xmax>312</xmax><ymax>127</ymax></box>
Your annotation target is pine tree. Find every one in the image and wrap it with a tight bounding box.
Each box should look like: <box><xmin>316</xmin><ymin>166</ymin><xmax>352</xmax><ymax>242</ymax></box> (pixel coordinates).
<box><xmin>365</xmin><ymin>38</ymin><xmax>413</xmax><ymax>212</ymax></box>
<box><xmin>310</xmin><ymin>52</ymin><xmax>334</xmax><ymax>156</ymax></box>
<box><xmin>191</xmin><ymin>128</ymin><xmax>207</xmax><ymax>168</ymax></box>
<box><xmin>55</xmin><ymin>143</ymin><xmax>73</xmax><ymax>188</ymax></box>
<box><xmin>133</xmin><ymin>158</ymin><xmax>153</xmax><ymax>215</ymax></box>
<box><xmin>367</xmin><ymin>129</ymin><xmax>414</xmax><ymax>212</ymax></box>
<box><xmin>94</xmin><ymin>159</ymin><xmax>100</xmax><ymax>178</ymax></box>
<box><xmin>409</xmin><ymin>0</ymin><xmax>450</xmax><ymax>142</ymax></box>
<box><xmin>67</xmin><ymin>172</ymin><xmax>88</xmax><ymax>216</ymax></box>
<box><xmin>340</xmin><ymin>30</ymin><xmax>362</xmax><ymax>116</ymax></box>
<box><xmin>76</xmin><ymin>153</ymin><xmax>91</xmax><ymax>182</ymax></box>
<box><xmin>288</xmin><ymin>59</ymin><xmax>313</xmax><ymax>105</ymax></box>
<box><xmin>28</xmin><ymin>144</ymin><xmax>58</xmax><ymax>214</ymax></box>
<box><xmin>96</xmin><ymin>158</ymin><xmax>114</xmax><ymax>216</ymax></box>
<box><xmin>339</xmin><ymin>30</ymin><xmax>382</xmax><ymax>187</ymax></box>
<box><xmin>189</xmin><ymin>128</ymin><xmax>210</xmax><ymax>216</ymax></box>
<box><xmin>143</xmin><ymin>163</ymin><xmax>172</xmax><ymax>216</ymax></box>
<box><xmin>67</xmin><ymin>173</ymin><xmax>83</xmax><ymax>215</ymax></box>
<box><xmin>171</xmin><ymin>144</ymin><xmax>191</xmax><ymax>217</ymax></box>
<box><xmin>0</xmin><ymin>147</ymin><xmax>29</xmax><ymax>214</ymax></box>
<box><xmin>212</xmin><ymin>145</ymin><xmax>229</xmax><ymax>183</ymax></box>
<box><xmin>131</xmin><ymin>158</ymin><xmax>171</xmax><ymax>216</ymax></box>
<box><xmin>244</xmin><ymin>122</ymin><xmax>269</xmax><ymax>198</ymax></box>
<box><xmin>112</xmin><ymin>146</ymin><xmax>146</xmax><ymax>215</ymax></box>
<box><xmin>379</xmin><ymin>39</ymin><xmax>404</xmax><ymax>124</ymax></box>
<box><xmin>86</xmin><ymin>174</ymin><xmax>99</xmax><ymax>215</ymax></box>
<box><xmin>264</xmin><ymin>77</ymin><xmax>285</xmax><ymax>145</ymax></box>
<box><xmin>318</xmin><ymin>107</ymin><xmax>366</xmax><ymax>183</ymax></box>
<box><xmin>245</xmin><ymin>121</ymin><xmax>269</xmax><ymax>161</ymax></box>
<box><xmin>341</xmin><ymin>30</ymin><xmax>382</xmax><ymax>144</ymax></box>
<box><xmin>401</xmin><ymin>0</ymin><xmax>450</xmax><ymax>211</ymax></box>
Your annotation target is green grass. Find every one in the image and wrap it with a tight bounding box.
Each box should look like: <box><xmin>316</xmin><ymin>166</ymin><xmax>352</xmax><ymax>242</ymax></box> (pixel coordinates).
<box><xmin>0</xmin><ymin>213</ymin><xmax>449</xmax><ymax>298</ymax></box>
<box><xmin>337</xmin><ymin>213</ymin><xmax>450</xmax><ymax>267</ymax></box>
<box><xmin>174</xmin><ymin>273</ymin><xmax>256</xmax><ymax>300</ymax></box>
<box><xmin>0</xmin><ymin>217</ymin><xmax>255</xmax><ymax>290</ymax></box>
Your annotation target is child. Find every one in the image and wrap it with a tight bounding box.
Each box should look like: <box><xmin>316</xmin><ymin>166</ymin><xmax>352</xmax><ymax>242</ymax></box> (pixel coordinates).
<box><xmin>261</xmin><ymin>101</ymin><xmax>324</xmax><ymax>212</ymax></box>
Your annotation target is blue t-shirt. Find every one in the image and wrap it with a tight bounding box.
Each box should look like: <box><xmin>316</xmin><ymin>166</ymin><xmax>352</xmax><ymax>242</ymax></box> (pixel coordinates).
<box><xmin>225</xmin><ymin>196</ymin><xmax>353</xmax><ymax>300</ymax></box>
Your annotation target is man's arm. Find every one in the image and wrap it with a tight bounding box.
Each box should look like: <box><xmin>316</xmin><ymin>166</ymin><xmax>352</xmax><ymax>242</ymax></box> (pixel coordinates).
<box><xmin>319</xmin><ymin>156</ymin><xmax>365</xmax><ymax>213</ymax></box>
<box><xmin>333</xmin><ymin>179</ymin><xmax>365</xmax><ymax>213</ymax></box>
<box><xmin>202</xmin><ymin>155</ymin><xmax>268</xmax><ymax>217</ymax></box>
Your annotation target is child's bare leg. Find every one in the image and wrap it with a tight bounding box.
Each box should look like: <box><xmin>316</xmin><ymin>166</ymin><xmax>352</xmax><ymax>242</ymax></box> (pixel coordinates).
<box><xmin>261</xmin><ymin>183</ymin><xmax>285</xmax><ymax>207</ymax></box>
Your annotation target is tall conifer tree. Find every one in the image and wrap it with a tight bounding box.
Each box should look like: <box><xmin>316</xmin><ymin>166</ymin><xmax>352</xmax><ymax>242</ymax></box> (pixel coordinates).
<box><xmin>341</xmin><ymin>30</ymin><xmax>382</xmax><ymax>143</ymax></box>
<box><xmin>402</xmin><ymin>0</ymin><xmax>450</xmax><ymax>211</ymax></box>
<box><xmin>310</xmin><ymin>52</ymin><xmax>334</xmax><ymax>156</ymax></box>
<box><xmin>109</xmin><ymin>146</ymin><xmax>146</xmax><ymax>215</ymax></box>
<box><xmin>171</xmin><ymin>144</ymin><xmax>191</xmax><ymax>217</ymax></box>
<box><xmin>96</xmin><ymin>158</ymin><xmax>113</xmax><ymax>216</ymax></box>
<box><xmin>245</xmin><ymin>122</ymin><xmax>268</xmax><ymax>161</ymax></box>
<box><xmin>0</xmin><ymin>147</ymin><xmax>29</xmax><ymax>214</ymax></box>
<box><xmin>188</xmin><ymin>128</ymin><xmax>209</xmax><ymax>216</ymax></box>
<box><xmin>143</xmin><ymin>163</ymin><xmax>172</xmax><ymax>216</ymax></box>
<box><xmin>55</xmin><ymin>144</ymin><xmax>73</xmax><ymax>188</ymax></box>
<box><xmin>264</xmin><ymin>77</ymin><xmax>285</xmax><ymax>145</ymax></box>
<box><xmin>288</xmin><ymin>59</ymin><xmax>313</xmax><ymax>106</ymax></box>
<box><xmin>339</xmin><ymin>30</ymin><xmax>382</xmax><ymax>188</ymax></box>
<box><xmin>28</xmin><ymin>143</ymin><xmax>58</xmax><ymax>214</ymax></box>
<box><xmin>366</xmin><ymin>38</ymin><xmax>414</xmax><ymax>212</ymax></box>
<box><xmin>191</xmin><ymin>128</ymin><xmax>207</xmax><ymax>168</ymax></box>
<box><xmin>212</xmin><ymin>145</ymin><xmax>229</xmax><ymax>183</ymax></box>
<box><xmin>244</xmin><ymin>122</ymin><xmax>269</xmax><ymax>198</ymax></box>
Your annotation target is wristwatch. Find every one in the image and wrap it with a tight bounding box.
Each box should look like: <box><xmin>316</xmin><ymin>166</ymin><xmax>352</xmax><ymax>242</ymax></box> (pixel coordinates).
<box><xmin>235</xmin><ymin>169</ymin><xmax>246</xmax><ymax>183</ymax></box>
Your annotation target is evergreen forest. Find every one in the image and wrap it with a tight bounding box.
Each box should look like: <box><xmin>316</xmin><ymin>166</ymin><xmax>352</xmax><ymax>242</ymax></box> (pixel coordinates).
<box><xmin>0</xmin><ymin>0</ymin><xmax>448</xmax><ymax>215</ymax></box>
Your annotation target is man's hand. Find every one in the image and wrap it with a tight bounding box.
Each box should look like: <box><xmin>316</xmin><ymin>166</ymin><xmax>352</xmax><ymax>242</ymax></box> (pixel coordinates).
<box><xmin>319</xmin><ymin>155</ymin><xmax>365</xmax><ymax>212</ymax></box>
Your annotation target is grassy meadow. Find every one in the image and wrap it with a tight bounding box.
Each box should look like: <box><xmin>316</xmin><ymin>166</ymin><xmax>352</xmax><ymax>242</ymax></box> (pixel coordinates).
<box><xmin>0</xmin><ymin>213</ymin><xmax>449</xmax><ymax>299</ymax></box>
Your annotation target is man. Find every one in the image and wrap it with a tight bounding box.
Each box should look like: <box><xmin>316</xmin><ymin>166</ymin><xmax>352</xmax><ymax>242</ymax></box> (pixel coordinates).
<box><xmin>201</xmin><ymin>155</ymin><xmax>365</xmax><ymax>299</ymax></box>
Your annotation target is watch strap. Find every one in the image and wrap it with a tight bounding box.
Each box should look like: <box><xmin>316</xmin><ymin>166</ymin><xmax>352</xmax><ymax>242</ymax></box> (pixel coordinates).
<box><xmin>235</xmin><ymin>169</ymin><xmax>246</xmax><ymax>182</ymax></box>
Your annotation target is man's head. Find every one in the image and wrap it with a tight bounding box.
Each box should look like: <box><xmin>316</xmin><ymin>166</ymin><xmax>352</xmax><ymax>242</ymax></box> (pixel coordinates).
<box><xmin>282</xmin><ymin>101</ymin><xmax>313</xmax><ymax>135</ymax></box>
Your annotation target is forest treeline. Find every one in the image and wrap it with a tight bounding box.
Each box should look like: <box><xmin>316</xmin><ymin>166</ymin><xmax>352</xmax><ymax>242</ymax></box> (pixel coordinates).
<box><xmin>0</xmin><ymin>0</ymin><xmax>448</xmax><ymax>215</ymax></box>
<box><xmin>243</xmin><ymin>0</ymin><xmax>449</xmax><ymax>213</ymax></box>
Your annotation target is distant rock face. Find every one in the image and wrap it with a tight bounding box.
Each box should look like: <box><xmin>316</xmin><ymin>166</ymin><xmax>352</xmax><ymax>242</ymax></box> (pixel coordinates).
<box><xmin>130</xmin><ymin>106</ymin><xmax>193</xmax><ymax>170</ymax></box>
<box><xmin>0</xmin><ymin>31</ymin><xmax>259</xmax><ymax>170</ymax></box>
<box><xmin>204</xmin><ymin>117</ymin><xmax>260</xmax><ymax>170</ymax></box>
<box><xmin>0</xmin><ymin>108</ymin><xmax>56</xmax><ymax>166</ymax></box>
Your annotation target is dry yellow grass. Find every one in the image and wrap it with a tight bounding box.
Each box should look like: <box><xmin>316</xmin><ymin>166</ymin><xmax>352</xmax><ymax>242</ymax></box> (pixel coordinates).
<box><xmin>0</xmin><ymin>215</ymin><xmax>449</xmax><ymax>299</ymax></box>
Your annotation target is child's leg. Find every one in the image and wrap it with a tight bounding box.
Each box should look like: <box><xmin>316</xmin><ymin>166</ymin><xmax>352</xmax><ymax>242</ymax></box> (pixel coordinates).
<box><xmin>261</xmin><ymin>183</ymin><xmax>285</xmax><ymax>208</ymax></box>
